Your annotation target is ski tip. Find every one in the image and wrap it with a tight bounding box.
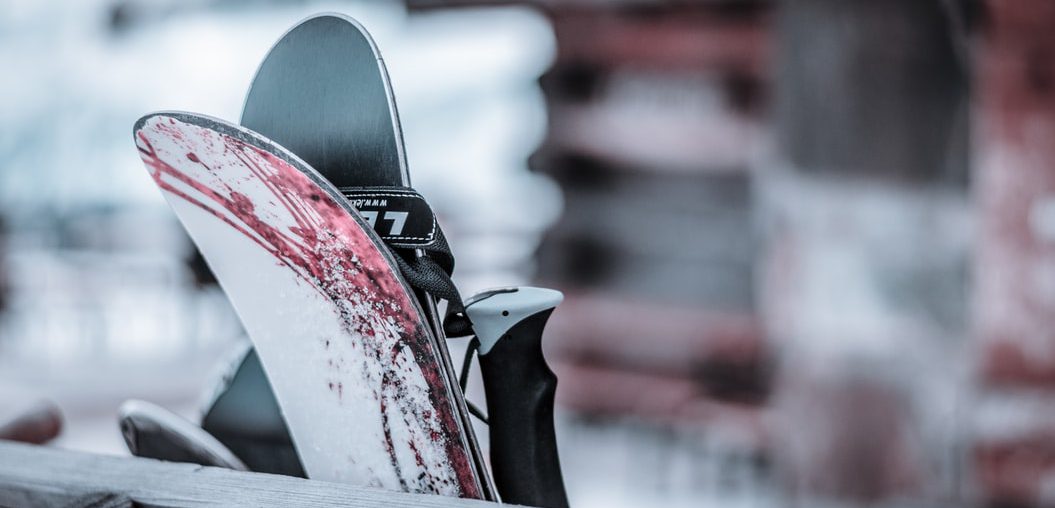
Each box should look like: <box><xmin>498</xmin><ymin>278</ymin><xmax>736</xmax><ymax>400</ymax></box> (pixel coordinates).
<box><xmin>281</xmin><ymin>12</ymin><xmax>378</xmax><ymax>49</ymax></box>
<box><xmin>239</xmin><ymin>9</ymin><xmax>407</xmax><ymax>185</ymax></box>
<box><xmin>241</xmin><ymin>12</ymin><xmax>381</xmax><ymax>111</ymax></box>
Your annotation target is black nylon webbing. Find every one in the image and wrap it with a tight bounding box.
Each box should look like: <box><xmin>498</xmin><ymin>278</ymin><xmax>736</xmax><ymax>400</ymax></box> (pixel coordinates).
<box><xmin>344</xmin><ymin>186</ymin><xmax>473</xmax><ymax>337</ymax></box>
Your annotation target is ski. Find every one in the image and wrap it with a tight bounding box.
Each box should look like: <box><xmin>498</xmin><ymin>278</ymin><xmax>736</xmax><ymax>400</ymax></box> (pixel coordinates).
<box><xmin>133</xmin><ymin>111</ymin><xmax>485</xmax><ymax>497</ymax></box>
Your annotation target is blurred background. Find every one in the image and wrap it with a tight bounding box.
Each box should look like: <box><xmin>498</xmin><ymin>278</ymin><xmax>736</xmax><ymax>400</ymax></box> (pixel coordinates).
<box><xmin>1</xmin><ymin>0</ymin><xmax>1053</xmax><ymax>506</ymax></box>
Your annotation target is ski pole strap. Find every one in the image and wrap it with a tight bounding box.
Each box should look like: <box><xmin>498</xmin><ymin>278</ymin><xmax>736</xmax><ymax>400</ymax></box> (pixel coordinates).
<box><xmin>340</xmin><ymin>186</ymin><xmax>473</xmax><ymax>337</ymax></box>
<box><xmin>390</xmin><ymin>239</ymin><xmax>475</xmax><ymax>338</ymax></box>
<box><xmin>390</xmin><ymin>235</ymin><xmax>474</xmax><ymax>338</ymax></box>
<box><xmin>340</xmin><ymin>187</ymin><xmax>444</xmax><ymax>251</ymax></box>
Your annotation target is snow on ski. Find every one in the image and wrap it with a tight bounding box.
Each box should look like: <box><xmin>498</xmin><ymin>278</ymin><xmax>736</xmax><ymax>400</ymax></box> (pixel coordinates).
<box><xmin>133</xmin><ymin>112</ymin><xmax>481</xmax><ymax>498</ymax></box>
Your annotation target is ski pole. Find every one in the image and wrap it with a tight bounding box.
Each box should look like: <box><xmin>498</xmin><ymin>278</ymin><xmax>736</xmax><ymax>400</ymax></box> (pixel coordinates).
<box><xmin>465</xmin><ymin>287</ymin><xmax>570</xmax><ymax>508</ymax></box>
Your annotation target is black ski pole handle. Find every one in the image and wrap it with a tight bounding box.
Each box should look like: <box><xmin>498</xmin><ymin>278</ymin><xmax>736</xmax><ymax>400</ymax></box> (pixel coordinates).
<box><xmin>465</xmin><ymin>287</ymin><xmax>570</xmax><ymax>508</ymax></box>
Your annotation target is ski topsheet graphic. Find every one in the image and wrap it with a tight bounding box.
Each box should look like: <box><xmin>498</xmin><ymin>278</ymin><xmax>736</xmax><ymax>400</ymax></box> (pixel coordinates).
<box><xmin>133</xmin><ymin>112</ymin><xmax>483</xmax><ymax>497</ymax></box>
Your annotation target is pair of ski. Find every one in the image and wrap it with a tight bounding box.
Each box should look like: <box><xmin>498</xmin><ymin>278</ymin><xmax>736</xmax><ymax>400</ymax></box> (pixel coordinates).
<box><xmin>122</xmin><ymin>14</ymin><xmax>567</xmax><ymax>508</ymax></box>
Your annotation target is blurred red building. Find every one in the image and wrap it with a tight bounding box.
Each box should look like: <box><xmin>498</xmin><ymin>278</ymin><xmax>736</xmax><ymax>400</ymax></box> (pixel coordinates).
<box><xmin>974</xmin><ymin>1</ymin><xmax>1055</xmax><ymax>506</ymax></box>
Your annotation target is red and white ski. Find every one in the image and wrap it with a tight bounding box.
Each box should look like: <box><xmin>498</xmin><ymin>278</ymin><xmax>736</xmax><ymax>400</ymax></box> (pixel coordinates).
<box><xmin>133</xmin><ymin>111</ymin><xmax>484</xmax><ymax>498</ymax></box>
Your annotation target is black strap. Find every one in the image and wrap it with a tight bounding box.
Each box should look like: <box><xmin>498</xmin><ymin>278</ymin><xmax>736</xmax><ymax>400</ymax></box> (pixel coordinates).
<box><xmin>341</xmin><ymin>186</ymin><xmax>474</xmax><ymax>338</ymax></box>
<box><xmin>340</xmin><ymin>187</ymin><xmax>440</xmax><ymax>248</ymax></box>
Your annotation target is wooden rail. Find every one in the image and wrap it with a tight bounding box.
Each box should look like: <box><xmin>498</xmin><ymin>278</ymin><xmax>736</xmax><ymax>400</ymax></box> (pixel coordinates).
<box><xmin>0</xmin><ymin>441</ymin><xmax>502</xmax><ymax>507</ymax></box>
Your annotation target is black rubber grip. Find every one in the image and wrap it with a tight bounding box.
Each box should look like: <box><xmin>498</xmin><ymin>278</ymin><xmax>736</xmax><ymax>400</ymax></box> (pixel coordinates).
<box><xmin>478</xmin><ymin>309</ymin><xmax>570</xmax><ymax>508</ymax></box>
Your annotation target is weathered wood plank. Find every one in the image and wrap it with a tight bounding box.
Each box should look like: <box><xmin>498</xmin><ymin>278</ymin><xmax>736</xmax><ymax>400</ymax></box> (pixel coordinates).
<box><xmin>0</xmin><ymin>441</ymin><xmax>503</xmax><ymax>508</ymax></box>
